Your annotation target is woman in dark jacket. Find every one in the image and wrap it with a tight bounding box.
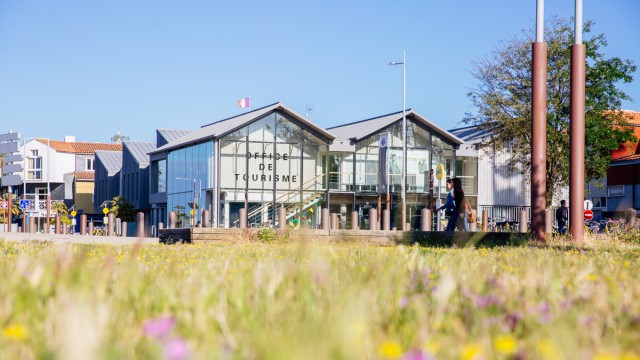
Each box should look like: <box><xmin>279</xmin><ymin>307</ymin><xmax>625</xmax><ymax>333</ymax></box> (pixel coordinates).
<box><xmin>450</xmin><ymin>177</ymin><xmax>467</xmax><ymax>232</ymax></box>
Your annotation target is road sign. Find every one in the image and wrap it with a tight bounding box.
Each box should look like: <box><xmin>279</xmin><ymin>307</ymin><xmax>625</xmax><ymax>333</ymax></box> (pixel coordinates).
<box><xmin>71</xmin><ymin>211</ymin><xmax>77</xmax><ymax>217</ymax></box>
<box><xmin>190</xmin><ymin>209</ymin><xmax>195</xmax><ymax>215</ymax></box>
<box><xmin>19</xmin><ymin>199</ymin><xmax>32</xmax><ymax>210</ymax></box>
<box><xmin>103</xmin><ymin>207</ymin><xmax>109</xmax><ymax>215</ymax></box>
<box><xmin>2</xmin><ymin>163</ymin><xmax>22</xmax><ymax>175</ymax></box>
<box><xmin>0</xmin><ymin>142</ymin><xmax>19</xmax><ymax>154</ymax></box>
<box><xmin>0</xmin><ymin>132</ymin><xmax>19</xmax><ymax>142</ymax></box>
<box><xmin>2</xmin><ymin>154</ymin><xmax>23</xmax><ymax>163</ymax></box>
<box><xmin>435</xmin><ymin>164</ymin><xmax>445</xmax><ymax>180</ymax></box>
<box><xmin>1</xmin><ymin>174</ymin><xmax>22</xmax><ymax>187</ymax></box>
<box><xmin>0</xmin><ymin>200</ymin><xmax>7</xmax><ymax>209</ymax></box>
<box><xmin>379</xmin><ymin>133</ymin><xmax>389</xmax><ymax>148</ymax></box>
<box><xmin>584</xmin><ymin>209</ymin><xmax>594</xmax><ymax>221</ymax></box>
<box><xmin>584</xmin><ymin>200</ymin><xmax>593</xmax><ymax>210</ymax></box>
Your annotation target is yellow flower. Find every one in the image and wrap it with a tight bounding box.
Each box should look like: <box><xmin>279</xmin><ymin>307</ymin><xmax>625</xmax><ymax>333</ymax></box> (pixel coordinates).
<box><xmin>494</xmin><ymin>334</ymin><xmax>517</xmax><ymax>355</ymax></box>
<box><xmin>425</xmin><ymin>339</ymin><xmax>440</xmax><ymax>354</ymax></box>
<box><xmin>3</xmin><ymin>324</ymin><xmax>28</xmax><ymax>341</ymax></box>
<box><xmin>594</xmin><ymin>353</ymin><xmax>616</xmax><ymax>360</ymax></box>
<box><xmin>461</xmin><ymin>343</ymin><xmax>483</xmax><ymax>360</ymax></box>
<box><xmin>536</xmin><ymin>339</ymin><xmax>563</xmax><ymax>360</ymax></box>
<box><xmin>621</xmin><ymin>353</ymin><xmax>640</xmax><ymax>360</ymax></box>
<box><xmin>378</xmin><ymin>341</ymin><xmax>403</xmax><ymax>359</ymax></box>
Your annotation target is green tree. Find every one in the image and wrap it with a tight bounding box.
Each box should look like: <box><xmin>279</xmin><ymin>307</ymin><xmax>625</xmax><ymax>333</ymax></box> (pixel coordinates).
<box><xmin>110</xmin><ymin>196</ymin><xmax>135</xmax><ymax>222</ymax></box>
<box><xmin>465</xmin><ymin>17</ymin><xmax>636</xmax><ymax>205</ymax></box>
<box><xmin>50</xmin><ymin>201</ymin><xmax>71</xmax><ymax>226</ymax></box>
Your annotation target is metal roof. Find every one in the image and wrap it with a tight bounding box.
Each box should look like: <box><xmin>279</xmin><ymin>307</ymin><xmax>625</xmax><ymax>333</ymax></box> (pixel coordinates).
<box><xmin>94</xmin><ymin>150</ymin><xmax>123</xmax><ymax>174</ymax></box>
<box><xmin>327</xmin><ymin>109</ymin><xmax>464</xmax><ymax>147</ymax></box>
<box><xmin>150</xmin><ymin>102</ymin><xmax>335</xmax><ymax>155</ymax></box>
<box><xmin>448</xmin><ymin>124</ymin><xmax>493</xmax><ymax>144</ymax></box>
<box><xmin>123</xmin><ymin>141</ymin><xmax>156</xmax><ymax>166</ymax></box>
<box><xmin>157</xmin><ymin>129</ymin><xmax>192</xmax><ymax>147</ymax></box>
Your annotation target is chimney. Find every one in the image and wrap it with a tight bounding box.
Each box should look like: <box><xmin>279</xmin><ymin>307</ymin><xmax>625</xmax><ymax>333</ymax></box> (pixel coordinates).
<box><xmin>64</xmin><ymin>136</ymin><xmax>76</xmax><ymax>142</ymax></box>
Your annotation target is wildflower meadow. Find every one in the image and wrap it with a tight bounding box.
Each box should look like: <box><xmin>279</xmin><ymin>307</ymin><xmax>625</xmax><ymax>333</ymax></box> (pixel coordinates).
<box><xmin>1</xmin><ymin>238</ymin><xmax>639</xmax><ymax>359</ymax></box>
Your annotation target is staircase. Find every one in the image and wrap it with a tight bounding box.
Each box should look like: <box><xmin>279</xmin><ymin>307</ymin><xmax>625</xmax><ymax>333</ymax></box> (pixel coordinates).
<box><xmin>230</xmin><ymin>174</ymin><xmax>325</xmax><ymax>228</ymax></box>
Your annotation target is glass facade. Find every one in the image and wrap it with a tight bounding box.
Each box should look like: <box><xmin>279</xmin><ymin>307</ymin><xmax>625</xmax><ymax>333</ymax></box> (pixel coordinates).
<box><xmin>166</xmin><ymin>141</ymin><xmax>213</xmax><ymax>228</ymax></box>
<box><xmin>218</xmin><ymin>111</ymin><xmax>328</xmax><ymax>228</ymax></box>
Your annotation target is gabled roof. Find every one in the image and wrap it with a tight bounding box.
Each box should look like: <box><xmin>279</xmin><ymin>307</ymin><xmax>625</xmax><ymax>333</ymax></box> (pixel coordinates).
<box><xmin>448</xmin><ymin>124</ymin><xmax>493</xmax><ymax>144</ymax></box>
<box><xmin>36</xmin><ymin>139</ymin><xmax>123</xmax><ymax>154</ymax></box>
<box><xmin>124</xmin><ymin>141</ymin><xmax>156</xmax><ymax>166</ymax></box>
<box><xmin>95</xmin><ymin>150</ymin><xmax>123</xmax><ymax>174</ymax></box>
<box><xmin>74</xmin><ymin>171</ymin><xmax>95</xmax><ymax>180</ymax></box>
<box><xmin>150</xmin><ymin>102</ymin><xmax>335</xmax><ymax>154</ymax></box>
<box><xmin>327</xmin><ymin>109</ymin><xmax>463</xmax><ymax>147</ymax></box>
<box><xmin>157</xmin><ymin>129</ymin><xmax>192</xmax><ymax>147</ymax></box>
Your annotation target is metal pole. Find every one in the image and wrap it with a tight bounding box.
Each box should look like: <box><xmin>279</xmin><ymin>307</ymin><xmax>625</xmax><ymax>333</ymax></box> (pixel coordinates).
<box><xmin>531</xmin><ymin>0</ymin><xmax>547</xmax><ymax>241</ymax></box>
<box><xmin>570</xmin><ymin>40</ymin><xmax>586</xmax><ymax>240</ymax></box>
<box><xmin>401</xmin><ymin>50</ymin><xmax>407</xmax><ymax>231</ymax></box>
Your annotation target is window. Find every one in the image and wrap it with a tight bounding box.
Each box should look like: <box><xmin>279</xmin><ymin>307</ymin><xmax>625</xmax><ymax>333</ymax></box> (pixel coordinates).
<box><xmin>607</xmin><ymin>185</ymin><xmax>624</xmax><ymax>197</ymax></box>
<box><xmin>152</xmin><ymin>159</ymin><xmax>166</xmax><ymax>193</ymax></box>
<box><xmin>86</xmin><ymin>158</ymin><xmax>94</xmax><ymax>171</ymax></box>
<box><xmin>592</xmin><ymin>197</ymin><xmax>607</xmax><ymax>208</ymax></box>
<box><xmin>27</xmin><ymin>151</ymin><xmax>42</xmax><ymax>180</ymax></box>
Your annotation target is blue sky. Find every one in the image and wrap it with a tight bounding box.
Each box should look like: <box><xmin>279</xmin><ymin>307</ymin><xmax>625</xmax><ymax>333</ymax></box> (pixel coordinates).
<box><xmin>1</xmin><ymin>0</ymin><xmax>639</xmax><ymax>143</ymax></box>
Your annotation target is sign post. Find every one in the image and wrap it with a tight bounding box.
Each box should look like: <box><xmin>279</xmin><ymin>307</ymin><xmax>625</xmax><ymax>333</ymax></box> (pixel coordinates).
<box><xmin>435</xmin><ymin>163</ymin><xmax>445</xmax><ymax>230</ymax></box>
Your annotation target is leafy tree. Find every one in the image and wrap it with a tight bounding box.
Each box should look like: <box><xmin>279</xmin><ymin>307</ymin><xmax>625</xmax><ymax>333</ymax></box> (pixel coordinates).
<box><xmin>465</xmin><ymin>17</ymin><xmax>636</xmax><ymax>205</ymax></box>
<box><xmin>50</xmin><ymin>201</ymin><xmax>71</xmax><ymax>226</ymax></box>
<box><xmin>109</xmin><ymin>196</ymin><xmax>135</xmax><ymax>222</ymax></box>
<box><xmin>111</xmin><ymin>132</ymin><xmax>130</xmax><ymax>143</ymax></box>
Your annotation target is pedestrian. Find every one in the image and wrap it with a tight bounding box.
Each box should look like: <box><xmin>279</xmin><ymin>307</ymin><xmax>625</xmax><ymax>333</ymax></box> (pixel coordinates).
<box><xmin>451</xmin><ymin>177</ymin><xmax>467</xmax><ymax>232</ymax></box>
<box><xmin>556</xmin><ymin>200</ymin><xmax>569</xmax><ymax>234</ymax></box>
<box><xmin>437</xmin><ymin>179</ymin><xmax>456</xmax><ymax>231</ymax></box>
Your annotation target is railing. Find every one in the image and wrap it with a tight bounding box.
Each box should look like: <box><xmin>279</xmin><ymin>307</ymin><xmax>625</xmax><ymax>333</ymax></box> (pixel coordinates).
<box><xmin>231</xmin><ymin>173</ymin><xmax>325</xmax><ymax>227</ymax></box>
<box><xmin>479</xmin><ymin>205</ymin><xmax>531</xmax><ymax>222</ymax></box>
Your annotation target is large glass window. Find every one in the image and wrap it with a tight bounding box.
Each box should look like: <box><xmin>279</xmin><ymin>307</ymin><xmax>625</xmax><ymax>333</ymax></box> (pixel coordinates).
<box><xmin>151</xmin><ymin>159</ymin><xmax>166</xmax><ymax>193</ymax></box>
<box><xmin>167</xmin><ymin>141</ymin><xmax>214</xmax><ymax>227</ymax></box>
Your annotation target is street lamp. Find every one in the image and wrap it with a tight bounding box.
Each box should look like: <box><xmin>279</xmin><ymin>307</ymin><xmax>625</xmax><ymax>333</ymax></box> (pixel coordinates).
<box><xmin>389</xmin><ymin>51</ymin><xmax>407</xmax><ymax>231</ymax></box>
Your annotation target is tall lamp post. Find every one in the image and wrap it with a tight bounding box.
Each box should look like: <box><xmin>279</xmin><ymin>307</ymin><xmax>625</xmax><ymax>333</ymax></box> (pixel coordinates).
<box><xmin>389</xmin><ymin>51</ymin><xmax>407</xmax><ymax>231</ymax></box>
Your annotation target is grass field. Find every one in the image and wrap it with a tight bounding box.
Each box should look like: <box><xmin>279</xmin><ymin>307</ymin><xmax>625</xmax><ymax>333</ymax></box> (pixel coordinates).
<box><xmin>1</xmin><ymin>238</ymin><xmax>639</xmax><ymax>359</ymax></box>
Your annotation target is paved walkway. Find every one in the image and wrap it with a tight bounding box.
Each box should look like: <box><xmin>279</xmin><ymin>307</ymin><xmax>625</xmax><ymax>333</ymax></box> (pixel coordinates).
<box><xmin>0</xmin><ymin>232</ymin><xmax>159</xmax><ymax>245</ymax></box>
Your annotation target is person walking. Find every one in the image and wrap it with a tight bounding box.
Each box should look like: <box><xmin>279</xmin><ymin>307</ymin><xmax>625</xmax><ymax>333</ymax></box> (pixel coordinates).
<box><xmin>556</xmin><ymin>200</ymin><xmax>569</xmax><ymax>234</ymax></box>
<box><xmin>451</xmin><ymin>177</ymin><xmax>467</xmax><ymax>232</ymax></box>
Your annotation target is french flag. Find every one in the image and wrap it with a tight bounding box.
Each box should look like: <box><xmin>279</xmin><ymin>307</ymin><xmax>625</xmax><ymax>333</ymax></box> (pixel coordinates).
<box><xmin>238</xmin><ymin>97</ymin><xmax>250</xmax><ymax>108</ymax></box>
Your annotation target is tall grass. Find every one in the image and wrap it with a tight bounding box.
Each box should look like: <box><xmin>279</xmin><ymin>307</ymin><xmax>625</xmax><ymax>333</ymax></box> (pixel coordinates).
<box><xmin>1</xmin><ymin>239</ymin><xmax>639</xmax><ymax>359</ymax></box>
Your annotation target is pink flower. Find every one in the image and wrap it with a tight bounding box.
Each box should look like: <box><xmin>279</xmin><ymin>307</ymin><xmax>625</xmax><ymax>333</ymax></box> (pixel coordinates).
<box><xmin>143</xmin><ymin>316</ymin><xmax>175</xmax><ymax>340</ymax></box>
<box><xmin>402</xmin><ymin>349</ymin><xmax>434</xmax><ymax>360</ymax></box>
<box><xmin>164</xmin><ymin>338</ymin><xmax>190</xmax><ymax>360</ymax></box>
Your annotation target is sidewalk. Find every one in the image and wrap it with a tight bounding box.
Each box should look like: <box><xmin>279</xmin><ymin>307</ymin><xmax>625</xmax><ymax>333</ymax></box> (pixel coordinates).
<box><xmin>0</xmin><ymin>232</ymin><xmax>159</xmax><ymax>245</ymax></box>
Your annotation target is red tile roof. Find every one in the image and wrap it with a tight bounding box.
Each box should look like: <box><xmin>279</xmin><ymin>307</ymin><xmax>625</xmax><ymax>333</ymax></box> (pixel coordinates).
<box><xmin>36</xmin><ymin>139</ymin><xmax>123</xmax><ymax>154</ymax></box>
<box><xmin>74</xmin><ymin>171</ymin><xmax>95</xmax><ymax>180</ymax></box>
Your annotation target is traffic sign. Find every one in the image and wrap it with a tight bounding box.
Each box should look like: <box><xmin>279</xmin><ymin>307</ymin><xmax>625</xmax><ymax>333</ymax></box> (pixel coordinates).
<box><xmin>584</xmin><ymin>209</ymin><xmax>594</xmax><ymax>221</ymax></box>
<box><xmin>584</xmin><ymin>200</ymin><xmax>593</xmax><ymax>210</ymax></box>
<box><xmin>19</xmin><ymin>200</ymin><xmax>32</xmax><ymax>210</ymax></box>
<box><xmin>2</xmin><ymin>163</ymin><xmax>22</xmax><ymax>175</ymax></box>
<box><xmin>1</xmin><ymin>174</ymin><xmax>22</xmax><ymax>187</ymax></box>
<box><xmin>0</xmin><ymin>142</ymin><xmax>19</xmax><ymax>154</ymax></box>
<box><xmin>0</xmin><ymin>200</ymin><xmax>7</xmax><ymax>209</ymax></box>
<box><xmin>435</xmin><ymin>164</ymin><xmax>445</xmax><ymax>180</ymax></box>
<box><xmin>2</xmin><ymin>154</ymin><xmax>23</xmax><ymax>163</ymax></box>
<box><xmin>190</xmin><ymin>209</ymin><xmax>196</xmax><ymax>215</ymax></box>
<box><xmin>71</xmin><ymin>211</ymin><xmax>77</xmax><ymax>217</ymax></box>
<box><xmin>103</xmin><ymin>207</ymin><xmax>109</xmax><ymax>215</ymax></box>
<box><xmin>0</xmin><ymin>132</ymin><xmax>19</xmax><ymax>142</ymax></box>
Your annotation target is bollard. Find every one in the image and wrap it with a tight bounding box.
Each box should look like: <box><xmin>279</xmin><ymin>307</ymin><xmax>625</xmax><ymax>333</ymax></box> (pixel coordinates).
<box><xmin>469</xmin><ymin>210</ymin><xmax>478</xmax><ymax>232</ymax></box>
<box><xmin>158</xmin><ymin>222</ymin><xmax>164</xmax><ymax>231</ymax></box>
<box><xmin>545</xmin><ymin>209</ymin><xmax>553</xmax><ymax>235</ymax></box>
<box><xmin>202</xmin><ymin>210</ymin><xmax>210</xmax><ymax>228</ymax></box>
<box><xmin>239</xmin><ymin>208</ymin><xmax>247</xmax><ymax>229</ymax></box>
<box><xmin>62</xmin><ymin>223</ymin><xmax>67</xmax><ymax>235</ymax></box>
<box><xmin>107</xmin><ymin>213</ymin><xmax>115</xmax><ymax>236</ymax></box>
<box><xmin>121</xmin><ymin>222</ymin><xmax>128</xmax><ymax>237</ymax></box>
<box><xmin>278</xmin><ymin>208</ymin><xmax>286</xmax><ymax>229</ymax></box>
<box><xmin>519</xmin><ymin>210</ymin><xmax>528</xmax><ymax>233</ymax></box>
<box><xmin>421</xmin><ymin>208</ymin><xmax>432</xmax><ymax>231</ymax></box>
<box><xmin>136</xmin><ymin>212</ymin><xmax>145</xmax><ymax>237</ymax></box>
<box><xmin>80</xmin><ymin>214</ymin><xmax>87</xmax><ymax>235</ymax></box>
<box><xmin>29</xmin><ymin>217</ymin><xmax>36</xmax><ymax>233</ymax></box>
<box><xmin>482</xmin><ymin>210</ymin><xmax>488</xmax><ymax>232</ymax></box>
<box><xmin>351</xmin><ymin>211</ymin><xmax>359</xmax><ymax>230</ymax></box>
<box><xmin>88</xmin><ymin>222</ymin><xmax>94</xmax><ymax>236</ymax></box>
<box><xmin>382</xmin><ymin>209</ymin><xmax>390</xmax><ymax>230</ymax></box>
<box><xmin>625</xmin><ymin>208</ymin><xmax>637</xmax><ymax>228</ymax></box>
<box><xmin>368</xmin><ymin>208</ymin><xmax>377</xmax><ymax>230</ymax></box>
<box><xmin>405</xmin><ymin>222</ymin><xmax>411</xmax><ymax>231</ymax></box>
<box><xmin>321</xmin><ymin>208</ymin><xmax>330</xmax><ymax>230</ymax></box>
<box><xmin>55</xmin><ymin>215</ymin><xmax>61</xmax><ymax>234</ymax></box>
<box><xmin>168</xmin><ymin>211</ymin><xmax>176</xmax><ymax>229</ymax></box>
<box><xmin>331</xmin><ymin>213</ymin><xmax>338</xmax><ymax>230</ymax></box>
